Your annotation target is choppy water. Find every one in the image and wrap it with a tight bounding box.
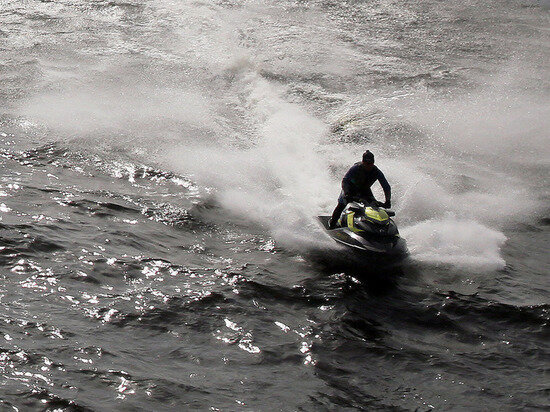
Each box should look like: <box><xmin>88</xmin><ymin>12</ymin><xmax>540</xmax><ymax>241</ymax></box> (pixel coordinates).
<box><xmin>1</xmin><ymin>0</ymin><xmax>549</xmax><ymax>410</ymax></box>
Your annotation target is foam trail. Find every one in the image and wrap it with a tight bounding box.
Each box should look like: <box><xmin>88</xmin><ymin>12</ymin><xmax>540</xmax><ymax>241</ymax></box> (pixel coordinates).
<box><xmin>358</xmin><ymin>64</ymin><xmax>548</xmax><ymax>269</ymax></box>
<box><xmin>398</xmin><ymin>61</ymin><xmax>550</xmax><ymax>167</ymax></box>
<box><xmin>167</xmin><ymin>68</ymin><xmax>337</xmax><ymax>248</ymax></box>
<box><xmin>10</xmin><ymin>1</ymin><xmax>545</xmax><ymax>271</ymax></box>
<box><xmin>165</xmin><ymin>64</ymin><xmax>542</xmax><ymax>267</ymax></box>
<box><xmin>401</xmin><ymin>216</ymin><xmax>507</xmax><ymax>270</ymax></box>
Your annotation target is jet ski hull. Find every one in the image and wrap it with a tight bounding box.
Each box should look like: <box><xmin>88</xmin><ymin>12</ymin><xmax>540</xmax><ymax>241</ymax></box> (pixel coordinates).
<box><xmin>318</xmin><ymin>215</ymin><xmax>408</xmax><ymax>259</ymax></box>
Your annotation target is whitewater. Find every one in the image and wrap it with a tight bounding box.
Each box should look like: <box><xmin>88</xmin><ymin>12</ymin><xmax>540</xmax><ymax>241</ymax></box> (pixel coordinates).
<box><xmin>0</xmin><ymin>0</ymin><xmax>548</xmax><ymax>410</ymax></box>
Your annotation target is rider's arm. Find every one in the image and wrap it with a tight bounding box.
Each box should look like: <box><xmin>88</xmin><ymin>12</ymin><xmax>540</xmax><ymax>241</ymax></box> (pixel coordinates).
<box><xmin>377</xmin><ymin>170</ymin><xmax>391</xmax><ymax>203</ymax></box>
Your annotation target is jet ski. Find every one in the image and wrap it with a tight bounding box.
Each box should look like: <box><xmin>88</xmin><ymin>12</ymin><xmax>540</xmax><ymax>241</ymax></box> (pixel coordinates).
<box><xmin>318</xmin><ymin>201</ymin><xmax>407</xmax><ymax>258</ymax></box>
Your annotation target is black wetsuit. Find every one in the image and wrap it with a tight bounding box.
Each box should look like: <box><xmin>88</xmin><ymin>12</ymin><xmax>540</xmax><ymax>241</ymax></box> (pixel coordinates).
<box><xmin>330</xmin><ymin>163</ymin><xmax>391</xmax><ymax>228</ymax></box>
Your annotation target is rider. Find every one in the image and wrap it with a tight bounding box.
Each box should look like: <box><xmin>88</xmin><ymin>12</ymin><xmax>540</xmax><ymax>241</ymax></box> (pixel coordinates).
<box><xmin>329</xmin><ymin>150</ymin><xmax>391</xmax><ymax>229</ymax></box>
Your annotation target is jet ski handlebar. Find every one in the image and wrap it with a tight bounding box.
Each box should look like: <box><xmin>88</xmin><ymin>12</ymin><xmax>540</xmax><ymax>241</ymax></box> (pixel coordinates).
<box><xmin>347</xmin><ymin>198</ymin><xmax>396</xmax><ymax>216</ymax></box>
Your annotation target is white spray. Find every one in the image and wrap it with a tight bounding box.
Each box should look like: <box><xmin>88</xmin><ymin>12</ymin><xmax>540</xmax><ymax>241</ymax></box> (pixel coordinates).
<box><xmin>10</xmin><ymin>1</ymin><xmax>548</xmax><ymax>271</ymax></box>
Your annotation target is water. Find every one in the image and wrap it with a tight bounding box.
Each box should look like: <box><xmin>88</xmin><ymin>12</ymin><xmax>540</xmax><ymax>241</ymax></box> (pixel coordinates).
<box><xmin>1</xmin><ymin>0</ymin><xmax>549</xmax><ymax>410</ymax></box>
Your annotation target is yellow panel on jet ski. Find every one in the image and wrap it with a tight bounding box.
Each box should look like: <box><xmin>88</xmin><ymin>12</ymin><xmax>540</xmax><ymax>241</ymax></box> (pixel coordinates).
<box><xmin>365</xmin><ymin>207</ymin><xmax>389</xmax><ymax>222</ymax></box>
<box><xmin>347</xmin><ymin>212</ymin><xmax>363</xmax><ymax>233</ymax></box>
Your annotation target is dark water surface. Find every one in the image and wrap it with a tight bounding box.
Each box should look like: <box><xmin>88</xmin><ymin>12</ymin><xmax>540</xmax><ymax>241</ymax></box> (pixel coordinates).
<box><xmin>1</xmin><ymin>0</ymin><xmax>549</xmax><ymax>410</ymax></box>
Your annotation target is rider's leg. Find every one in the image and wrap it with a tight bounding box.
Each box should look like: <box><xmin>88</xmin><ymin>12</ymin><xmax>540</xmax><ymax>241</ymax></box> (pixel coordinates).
<box><xmin>329</xmin><ymin>191</ymin><xmax>348</xmax><ymax>229</ymax></box>
<box><xmin>329</xmin><ymin>202</ymin><xmax>346</xmax><ymax>229</ymax></box>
